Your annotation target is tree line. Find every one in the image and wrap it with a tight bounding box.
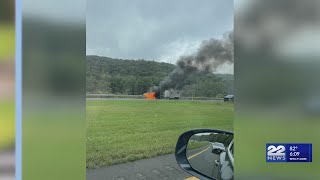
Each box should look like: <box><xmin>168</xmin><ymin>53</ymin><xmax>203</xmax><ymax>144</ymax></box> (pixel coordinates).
<box><xmin>86</xmin><ymin>55</ymin><xmax>233</xmax><ymax>97</ymax></box>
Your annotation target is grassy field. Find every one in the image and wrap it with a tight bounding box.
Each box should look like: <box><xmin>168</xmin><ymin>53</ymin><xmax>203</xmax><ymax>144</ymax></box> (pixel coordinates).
<box><xmin>86</xmin><ymin>100</ymin><xmax>233</xmax><ymax>168</ymax></box>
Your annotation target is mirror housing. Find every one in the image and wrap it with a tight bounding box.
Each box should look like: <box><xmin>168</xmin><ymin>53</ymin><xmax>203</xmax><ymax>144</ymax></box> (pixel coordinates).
<box><xmin>175</xmin><ymin>129</ymin><xmax>233</xmax><ymax>180</ymax></box>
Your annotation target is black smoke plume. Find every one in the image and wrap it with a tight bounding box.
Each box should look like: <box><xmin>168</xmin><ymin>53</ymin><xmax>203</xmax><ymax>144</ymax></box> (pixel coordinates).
<box><xmin>159</xmin><ymin>31</ymin><xmax>233</xmax><ymax>90</ymax></box>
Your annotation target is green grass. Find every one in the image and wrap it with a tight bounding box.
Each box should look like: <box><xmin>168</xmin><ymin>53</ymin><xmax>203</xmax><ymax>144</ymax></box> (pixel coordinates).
<box><xmin>86</xmin><ymin>100</ymin><xmax>233</xmax><ymax>168</ymax></box>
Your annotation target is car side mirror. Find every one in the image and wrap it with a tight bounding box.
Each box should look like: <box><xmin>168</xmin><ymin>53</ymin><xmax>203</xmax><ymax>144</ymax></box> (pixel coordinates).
<box><xmin>175</xmin><ymin>129</ymin><xmax>234</xmax><ymax>180</ymax></box>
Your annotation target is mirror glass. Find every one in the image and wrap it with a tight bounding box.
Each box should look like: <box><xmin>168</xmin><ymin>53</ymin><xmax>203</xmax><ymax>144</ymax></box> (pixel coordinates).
<box><xmin>186</xmin><ymin>132</ymin><xmax>234</xmax><ymax>180</ymax></box>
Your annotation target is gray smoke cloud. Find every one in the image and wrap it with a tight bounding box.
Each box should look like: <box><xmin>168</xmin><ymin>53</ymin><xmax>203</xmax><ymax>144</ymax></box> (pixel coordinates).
<box><xmin>158</xmin><ymin>31</ymin><xmax>233</xmax><ymax>90</ymax></box>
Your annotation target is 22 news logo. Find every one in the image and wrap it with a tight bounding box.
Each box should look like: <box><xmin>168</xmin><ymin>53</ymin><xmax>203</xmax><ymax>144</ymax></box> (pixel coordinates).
<box><xmin>266</xmin><ymin>144</ymin><xmax>286</xmax><ymax>162</ymax></box>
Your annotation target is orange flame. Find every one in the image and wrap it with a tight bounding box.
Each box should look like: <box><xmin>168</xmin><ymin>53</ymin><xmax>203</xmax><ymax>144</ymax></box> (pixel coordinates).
<box><xmin>143</xmin><ymin>92</ymin><xmax>156</xmax><ymax>100</ymax></box>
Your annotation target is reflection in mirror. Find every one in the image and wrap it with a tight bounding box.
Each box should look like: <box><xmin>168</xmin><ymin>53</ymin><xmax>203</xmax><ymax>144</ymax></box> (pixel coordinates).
<box><xmin>187</xmin><ymin>132</ymin><xmax>234</xmax><ymax>180</ymax></box>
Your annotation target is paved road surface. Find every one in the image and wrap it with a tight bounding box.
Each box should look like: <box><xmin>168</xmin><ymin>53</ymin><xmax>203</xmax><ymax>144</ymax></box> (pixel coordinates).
<box><xmin>87</xmin><ymin>154</ymin><xmax>195</xmax><ymax>180</ymax></box>
<box><xmin>187</xmin><ymin>144</ymin><xmax>219</xmax><ymax>179</ymax></box>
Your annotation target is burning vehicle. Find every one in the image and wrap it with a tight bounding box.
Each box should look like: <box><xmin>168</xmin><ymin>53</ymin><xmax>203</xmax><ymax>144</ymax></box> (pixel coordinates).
<box><xmin>164</xmin><ymin>89</ymin><xmax>181</xmax><ymax>100</ymax></box>
<box><xmin>143</xmin><ymin>89</ymin><xmax>160</xmax><ymax>100</ymax></box>
<box><xmin>143</xmin><ymin>92</ymin><xmax>156</xmax><ymax>100</ymax></box>
<box><xmin>143</xmin><ymin>88</ymin><xmax>181</xmax><ymax>100</ymax></box>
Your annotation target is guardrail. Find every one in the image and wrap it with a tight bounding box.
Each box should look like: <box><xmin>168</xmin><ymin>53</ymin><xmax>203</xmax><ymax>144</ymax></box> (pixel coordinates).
<box><xmin>181</xmin><ymin>97</ymin><xmax>224</xmax><ymax>101</ymax></box>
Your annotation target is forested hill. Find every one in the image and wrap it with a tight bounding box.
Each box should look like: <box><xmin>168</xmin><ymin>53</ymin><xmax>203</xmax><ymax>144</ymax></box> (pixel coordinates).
<box><xmin>86</xmin><ymin>55</ymin><xmax>234</xmax><ymax>96</ymax></box>
<box><xmin>86</xmin><ymin>55</ymin><xmax>175</xmax><ymax>94</ymax></box>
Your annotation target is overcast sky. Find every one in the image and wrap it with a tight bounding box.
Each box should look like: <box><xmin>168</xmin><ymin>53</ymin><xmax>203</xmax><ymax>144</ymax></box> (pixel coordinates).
<box><xmin>87</xmin><ymin>0</ymin><xmax>234</xmax><ymax>74</ymax></box>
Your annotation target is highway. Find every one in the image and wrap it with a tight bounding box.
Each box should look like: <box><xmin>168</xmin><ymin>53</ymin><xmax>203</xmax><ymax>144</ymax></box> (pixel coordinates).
<box><xmin>187</xmin><ymin>144</ymin><xmax>220</xmax><ymax>179</ymax></box>
<box><xmin>87</xmin><ymin>154</ymin><xmax>194</xmax><ymax>180</ymax></box>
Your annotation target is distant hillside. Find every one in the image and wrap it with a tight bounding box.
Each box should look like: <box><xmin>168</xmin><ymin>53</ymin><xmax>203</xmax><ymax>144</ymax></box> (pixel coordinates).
<box><xmin>86</xmin><ymin>55</ymin><xmax>234</xmax><ymax>96</ymax></box>
<box><xmin>86</xmin><ymin>56</ymin><xmax>175</xmax><ymax>94</ymax></box>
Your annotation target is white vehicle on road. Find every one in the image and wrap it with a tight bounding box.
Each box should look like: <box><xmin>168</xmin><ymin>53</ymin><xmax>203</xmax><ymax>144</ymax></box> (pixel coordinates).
<box><xmin>211</xmin><ymin>142</ymin><xmax>225</xmax><ymax>154</ymax></box>
<box><xmin>164</xmin><ymin>89</ymin><xmax>181</xmax><ymax>99</ymax></box>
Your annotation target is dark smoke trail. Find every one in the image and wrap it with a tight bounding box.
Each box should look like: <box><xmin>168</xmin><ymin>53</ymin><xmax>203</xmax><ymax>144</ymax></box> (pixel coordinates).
<box><xmin>159</xmin><ymin>31</ymin><xmax>233</xmax><ymax>90</ymax></box>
